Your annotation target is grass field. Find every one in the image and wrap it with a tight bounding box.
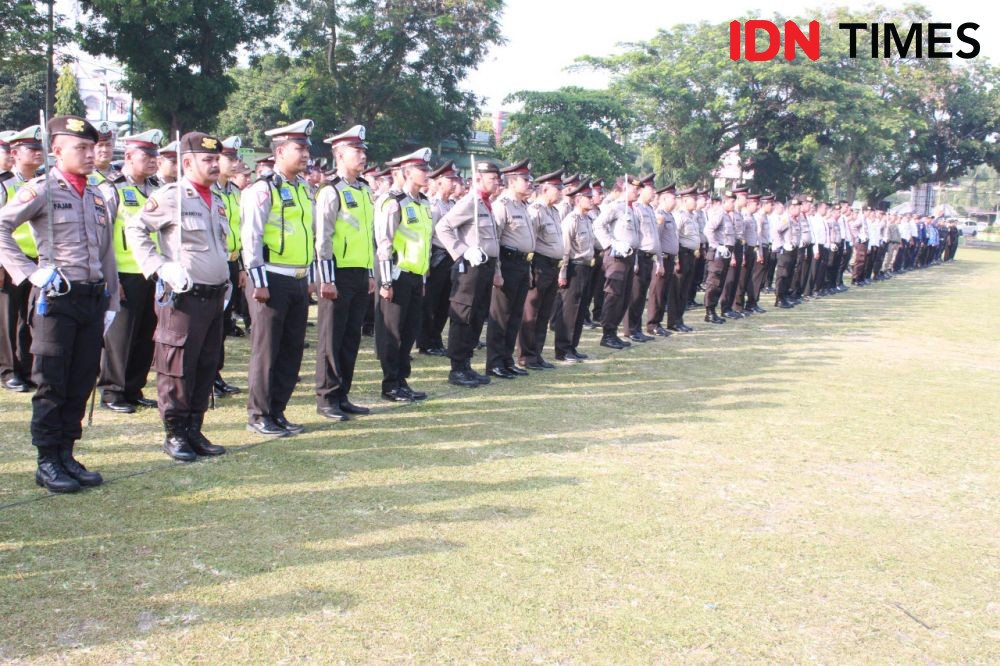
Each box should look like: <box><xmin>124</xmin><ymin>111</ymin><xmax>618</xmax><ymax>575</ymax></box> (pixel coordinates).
<box><xmin>1</xmin><ymin>250</ymin><xmax>998</xmax><ymax>664</ymax></box>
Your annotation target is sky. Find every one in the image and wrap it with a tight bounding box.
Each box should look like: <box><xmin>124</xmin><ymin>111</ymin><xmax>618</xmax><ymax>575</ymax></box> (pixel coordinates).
<box><xmin>463</xmin><ymin>0</ymin><xmax>1000</xmax><ymax>113</ymax></box>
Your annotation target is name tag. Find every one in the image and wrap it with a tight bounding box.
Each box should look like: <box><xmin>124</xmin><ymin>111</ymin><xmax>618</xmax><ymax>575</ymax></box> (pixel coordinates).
<box><xmin>122</xmin><ymin>190</ymin><xmax>139</xmax><ymax>207</ymax></box>
<box><xmin>54</xmin><ymin>202</ymin><xmax>73</xmax><ymax>210</ymax></box>
<box><xmin>405</xmin><ymin>206</ymin><xmax>417</xmax><ymax>222</ymax></box>
<box><xmin>344</xmin><ymin>191</ymin><xmax>358</xmax><ymax>209</ymax></box>
<box><xmin>279</xmin><ymin>187</ymin><xmax>294</xmax><ymax>208</ymax></box>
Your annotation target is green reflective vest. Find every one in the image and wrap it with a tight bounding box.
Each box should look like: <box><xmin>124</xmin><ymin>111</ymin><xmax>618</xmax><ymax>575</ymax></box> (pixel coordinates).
<box><xmin>112</xmin><ymin>181</ymin><xmax>155</xmax><ymax>274</ymax></box>
<box><xmin>263</xmin><ymin>177</ymin><xmax>314</xmax><ymax>268</ymax></box>
<box><xmin>392</xmin><ymin>197</ymin><xmax>432</xmax><ymax>276</ymax></box>
<box><xmin>216</xmin><ymin>183</ymin><xmax>241</xmax><ymax>257</ymax></box>
<box><xmin>330</xmin><ymin>180</ymin><xmax>374</xmax><ymax>270</ymax></box>
<box><xmin>2</xmin><ymin>176</ymin><xmax>39</xmax><ymax>259</ymax></box>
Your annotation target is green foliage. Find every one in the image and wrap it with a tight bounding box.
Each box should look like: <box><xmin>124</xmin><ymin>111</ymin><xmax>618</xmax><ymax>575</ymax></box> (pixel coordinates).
<box><xmin>54</xmin><ymin>64</ymin><xmax>85</xmax><ymax>117</ymax></box>
<box><xmin>218</xmin><ymin>0</ymin><xmax>505</xmax><ymax>161</ymax></box>
<box><xmin>498</xmin><ymin>87</ymin><xmax>634</xmax><ymax>179</ymax></box>
<box><xmin>0</xmin><ymin>67</ymin><xmax>47</xmax><ymax>130</ymax></box>
<box><xmin>76</xmin><ymin>0</ymin><xmax>285</xmax><ymax>133</ymax></box>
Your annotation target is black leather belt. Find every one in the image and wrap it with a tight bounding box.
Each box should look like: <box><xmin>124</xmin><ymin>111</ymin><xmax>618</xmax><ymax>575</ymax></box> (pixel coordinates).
<box><xmin>500</xmin><ymin>246</ymin><xmax>533</xmax><ymax>262</ymax></box>
<box><xmin>189</xmin><ymin>283</ymin><xmax>228</xmax><ymax>298</ymax></box>
<box><xmin>67</xmin><ymin>281</ymin><xmax>107</xmax><ymax>297</ymax></box>
<box><xmin>571</xmin><ymin>258</ymin><xmax>596</xmax><ymax>267</ymax></box>
<box><xmin>639</xmin><ymin>250</ymin><xmax>656</xmax><ymax>259</ymax></box>
<box><xmin>533</xmin><ymin>254</ymin><xmax>560</xmax><ymax>268</ymax></box>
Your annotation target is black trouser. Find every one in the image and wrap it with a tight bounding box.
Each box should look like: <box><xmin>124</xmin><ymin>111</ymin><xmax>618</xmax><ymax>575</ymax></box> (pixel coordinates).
<box><xmin>447</xmin><ymin>258</ymin><xmax>494</xmax><ymax>371</ymax></box>
<box><xmin>555</xmin><ymin>262</ymin><xmax>592</xmax><ymax>356</ymax></box>
<box><xmin>625</xmin><ymin>252</ymin><xmax>654</xmax><ymax>336</ymax></box>
<box><xmin>826</xmin><ymin>244</ymin><xmax>843</xmax><ymax>288</ymax></box>
<box><xmin>601</xmin><ymin>253</ymin><xmax>635</xmax><ymax>337</ymax></box>
<box><xmin>721</xmin><ymin>243</ymin><xmax>744</xmax><ymax>312</ymax></box>
<box><xmin>486</xmin><ymin>255</ymin><xmax>530</xmax><ymax>370</ymax></box>
<box><xmin>316</xmin><ymin>267</ymin><xmax>369</xmax><ymax>407</ymax></box>
<box><xmin>851</xmin><ymin>243</ymin><xmax>868</xmax><ymax>283</ymax></box>
<box><xmin>0</xmin><ymin>273</ymin><xmax>33</xmax><ymax>381</ymax></box>
<box><xmin>811</xmin><ymin>246</ymin><xmax>829</xmax><ymax>292</ymax></box>
<box><xmin>222</xmin><ymin>260</ymin><xmax>244</xmax><ymax>329</ymax></box>
<box><xmin>793</xmin><ymin>245</ymin><xmax>812</xmax><ymax>297</ymax></box>
<box><xmin>765</xmin><ymin>245</ymin><xmax>778</xmax><ymax>290</ymax></box>
<box><xmin>99</xmin><ymin>272</ymin><xmax>155</xmax><ymax>403</ymax></box>
<box><xmin>839</xmin><ymin>241</ymin><xmax>852</xmax><ymax>285</ymax></box>
<box><xmin>586</xmin><ymin>250</ymin><xmax>604</xmax><ymax>322</ymax></box>
<box><xmin>645</xmin><ymin>254</ymin><xmax>671</xmax><ymax>328</ymax></box>
<box><xmin>735</xmin><ymin>245</ymin><xmax>756</xmax><ymax>310</ymax></box>
<box><xmin>153</xmin><ymin>289</ymin><xmax>224</xmax><ymax>423</ymax></box>
<box><xmin>676</xmin><ymin>248</ymin><xmax>696</xmax><ymax>323</ymax></box>
<box><xmin>705</xmin><ymin>247</ymin><xmax>731</xmax><ymax>313</ymax></box>
<box><xmin>752</xmin><ymin>245</ymin><xmax>771</xmax><ymax>306</ymax></box>
<box><xmin>418</xmin><ymin>247</ymin><xmax>453</xmax><ymax>351</ymax></box>
<box><xmin>893</xmin><ymin>241</ymin><xmax>907</xmax><ymax>272</ymax></box>
<box><xmin>690</xmin><ymin>244</ymin><xmax>707</xmax><ymax>303</ymax></box>
<box><xmin>863</xmin><ymin>245</ymin><xmax>877</xmax><ymax>280</ymax></box>
<box><xmin>246</xmin><ymin>272</ymin><xmax>308</xmax><ymax>420</ymax></box>
<box><xmin>775</xmin><ymin>248</ymin><xmax>796</xmax><ymax>302</ymax></box>
<box><xmin>376</xmin><ymin>270</ymin><xmax>422</xmax><ymax>393</ymax></box>
<box><xmin>28</xmin><ymin>284</ymin><xmax>108</xmax><ymax>448</ymax></box>
<box><xmin>518</xmin><ymin>256</ymin><xmax>559</xmax><ymax>365</ymax></box>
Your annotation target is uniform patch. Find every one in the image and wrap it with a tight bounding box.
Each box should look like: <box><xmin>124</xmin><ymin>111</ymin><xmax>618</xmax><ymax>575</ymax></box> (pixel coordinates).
<box><xmin>256</xmin><ymin>190</ymin><xmax>269</xmax><ymax>207</ymax></box>
<box><xmin>15</xmin><ymin>187</ymin><xmax>36</xmax><ymax>204</ymax></box>
<box><xmin>144</xmin><ymin>198</ymin><xmax>159</xmax><ymax>212</ymax></box>
<box><xmin>344</xmin><ymin>191</ymin><xmax>358</xmax><ymax>208</ymax></box>
<box><xmin>122</xmin><ymin>189</ymin><xmax>139</xmax><ymax>207</ymax></box>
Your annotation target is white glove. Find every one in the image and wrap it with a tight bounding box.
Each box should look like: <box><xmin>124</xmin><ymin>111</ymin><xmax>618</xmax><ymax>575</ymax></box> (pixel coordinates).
<box><xmin>612</xmin><ymin>241</ymin><xmax>633</xmax><ymax>257</ymax></box>
<box><xmin>783</xmin><ymin>242</ymin><xmax>793</xmax><ymax>252</ymax></box>
<box><xmin>158</xmin><ymin>262</ymin><xmax>192</xmax><ymax>293</ymax></box>
<box><xmin>716</xmin><ymin>246</ymin><xmax>731</xmax><ymax>260</ymax></box>
<box><xmin>104</xmin><ymin>310</ymin><xmax>116</xmax><ymax>335</ymax></box>
<box><xmin>29</xmin><ymin>267</ymin><xmax>62</xmax><ymax>291</ymax></box>
<box><xmin>463</xmin><ymin>246</ymin><xmax>486</xmax><ymax>267</ymax></box>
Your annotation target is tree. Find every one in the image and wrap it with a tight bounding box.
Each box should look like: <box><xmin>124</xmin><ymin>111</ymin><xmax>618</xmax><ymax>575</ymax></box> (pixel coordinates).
<box><xmin>0</xmin><ymin>68</ymin><xmax>47</xmax><ymax>131</ymax></box>
<box><xmin>498</xmin><ymin>87</ymin><xmax>634</xmax><ymax>178</ymax></box>
<box><xmin>54</xmin><ymin>64</ymin><xmax>85</xmax><ymax>117</ymax></box>
<box><xmin>236</xmin><ymin>0</ymin><xmax>507</xmax><ymax>162</ymax></box>
<box><xmin>76</xmin><ymin>0</ymin><xmax>285</xmax><ymax>133</ymax></box>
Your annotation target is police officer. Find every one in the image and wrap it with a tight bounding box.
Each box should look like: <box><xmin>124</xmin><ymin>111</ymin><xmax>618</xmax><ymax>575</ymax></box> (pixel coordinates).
<box><xmin>703</xmin><ymin>191</ymin><xmax>736</xmax><ymax>323</ymax></box>
<box><xmin>554</xmin><ymin>180</ymin><xmax>596</xmax><ymax>362</ymax></box>
<box><xmin>519</xmin><ymin>168</ymin><xmax>565</xmax><ymax>370</ymax></box>
<box><xmin>418</xmin><ymin>160</ymin><xmax>460</xmax><ymax>356</ymax></box>
<box><xmin>773</xmin><ymin>198</ymin><xmax>801</xmax><ymax>308</ymax></box>
<box><xmin>437</xmin><ymin>160</ymin><xmax>502</xmax><ymax>388</ymax></box>
<box><xmin>721</xmin><ymin>186</ymin><xmax>748</xmax><ymax>318</ymax></box>
<box><xmin>792</xmin><ymin>197</ymin><xmax>813</xmax><ymax>299</ymax></box>
<box><xmin>0</xmin><ymin>125</ymin><xmax>44</xmax><ymax>392</ymax></box>
<box><xmin>126</xmin><ymin>132</ymin><xmax>230</xmax><ymax>461</ymax></box>
<box><xmin>88</xmin><ymin>121</ymin><xmax>118</xmax><ymax>187</ymax></box>
<box><xmin>0</xmin><ymin>115</ymin><xmax>119</xmax><ymax>493</ymax></box>
<box><xmin>486</xmin><ymin>159</ymin><xmax>534</xmax><ymax>379</ymax></box>
<box><xmin>625</xmin><ymin>174</ymin><xmax>662</xmax><ymax>342</ymax></box>
<box><xmin>583</xmin><ymin>178</ymin><xmax>606</xmax><ymax>328</ymax></box>
<box><xmin>212</xmin><ymin>135</ymin><xmax>245</xmax><ymax>397</ymax></box>
<box><xmin>241</xmin><ymin>119</ymin><xmax>316</xmax><ymax>437</ymax></box>
<box><xmin>689</xmin><ymin>188</ymin><xmax>710</xmax><ymax>307</ymax></box>
<box><xmin>672</xmin><ymin>186</ymin><xmax>700</xmax><ymax>333</ymax></box>
<box><xmin>314</xmin><ymin>125</ymin><xmax>376</xmax><ymax>419</ymax></box>
<box><xmin>592</xmin><ymin>176</ymin><xmax>641</xmax><ymax>349</ymax></box>
<box><xmin>374</xmin><ymin>148</ymin><xmax>433</xmax><ymax>401</ymax></box>
<box><xmin>752</xmin><ymin>194</ymin><xmax>774</xmax><ymax>309</ymax></box>
<box><xmin>157</xmin><ymin>141</ymin><xmax>178</xmax><ymax>185</ymax></box>
<box><xmin>645</xmin><ymin>183</ymin><xmax>677</xmax><ymax>336</ymax></box>
<box><xmin>97</xmin><ymin>129</ymin><xmax>164</xmax><ymax>413</ymax></box>
<box><xmin>733</xmin><ymin>191</ymin><xmax>760</xmax><ymax>315</ymax></box>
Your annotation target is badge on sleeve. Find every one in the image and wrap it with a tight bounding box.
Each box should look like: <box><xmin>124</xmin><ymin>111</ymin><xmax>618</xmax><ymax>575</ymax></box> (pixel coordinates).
<box><xmin>144</xmin><ymin>198</ymin><xmax>159</xmax><ymax>212</ymax></box>
<box><xmin>15</xmin><ymin>187</ymin><xmax>37</xmax><ymax>204</ymax></box>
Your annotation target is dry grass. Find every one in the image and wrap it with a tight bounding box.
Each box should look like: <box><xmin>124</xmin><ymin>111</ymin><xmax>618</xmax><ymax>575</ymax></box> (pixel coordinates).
<box><xmin>0</xmin><ymin>249</ymin><xmax>997</xmax><ymax>664</ymax></box>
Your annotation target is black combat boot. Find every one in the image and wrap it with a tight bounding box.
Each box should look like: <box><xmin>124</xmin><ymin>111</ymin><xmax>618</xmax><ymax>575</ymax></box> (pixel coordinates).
<box><xmin>163</xmin><ymin>418</ymin><xmax>197</xmax><ymax>462</ymax></box>
<box><xmin>35</xmin><ymin>446</ymin><xmax>81</xmax><ymax>493</ymax></box>
<box><xmin>59</xmin><ymin>440</ymin><xmax>103</xmax><ymax>486</ymax></box>
<box><xmin>187</xmin><ymin>413</ymin><xmax>226</xmax><ymax>457</ymax></box>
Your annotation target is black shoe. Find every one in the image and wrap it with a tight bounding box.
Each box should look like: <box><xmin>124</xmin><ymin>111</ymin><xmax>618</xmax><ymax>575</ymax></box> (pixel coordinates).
<box><xmin>571</xmin><ymin>350</ymin><xmax>589</xmax><ymax>360</ymax></box>
<box><xmin>648</xmin><ymin>326</ymin><xmax>670</xmax><ymax>337</ymax></box>
<box><xmin>339</xmin><ymin>399</ymin><xmax>370</xmax><ymax>415</ymax></box>
<box><xmin>775</xmin><ymin>299</ymin><xmax>793</xmax><ymax>309</ymax></box>
<box><xmin>214</xmin><ymin>378</ymin><xmax>241</xmax><ymax>395</ymax></box>
<box><xmin>273</xmin><ymin>414</ymin><xmax>304</xmax><ymax>434</ymax></box>
<box><xmin>247</xmin><ymin>416</ymin><xmax>290</xmax><ymax>437</ymax></box>
<box><xmin>317</xmin><ymin>404</ymin><xmax>349</xmax><ymax>421</ymax></box>
<box><xmin>506</xmin><ymin>364</ymin><xmax>529</xmax><ymax>376</ymax></box>
<box><xmin>555</xmin><ymin>353</ymin><xmax>580</xmax><ymax>363</ymax></box>
<box><xmin>705</xmin><ymin>313</ymin><xmax>726</xmax><ymax>324</ymax></box>
<box><xmin>678</xmin><ymin>323</ymin><xmax>694</xmax><ymax>332</ymax></box>
<box><xmin>101</xmin><ymin>400</ymin><xmax>136</xmax><ymax>414</ymax></box>
<box><xmin>163</xmin><ymin>421</ymin><xmax>198</xmax><ymax>461</ymax></box>
<box><xmin>131</xmin><ymin>396</ymin><xmax>158</xmax><ymax>409</ymax></box>
<box><xmin>35</xmin><ymin>447</ymin><xmax>81</xmax><ymax>493</ymax></box>
<box><xmin>488</xmin><ymin>366</ymin><xmax>517</xmax><ymax>379</ymax></box>
<box><xmin>753</xmin><ymin>306</ymin><xmax>767</xmax><ymax>314</ymax></box>
<box><xmin>600</xmin><ymin>336</ymin><xmax>625</xmax><ymax>350</ymax></box>
<box><xmin>382</xmin><ymin>387</ymin><xmax>415</xmax><ymax>402</ymax></box>
<box><xmin>2</xmin><ymin>375</ymin><xmax>28</xmax><ymax>392</ymax></box>
<box><xmin>723</xmin><ymin>310</ymin><xmax>742</xmax><ymax>319</ymax></box>
<box><xmin>58</xmin><ymin>442</ymin><xmax>103</xmax><ymax>487</ymax></box>
<box><xmin>187</xmin><ymin>414</ymin><xmax>226</xmax><ymax>456</ymax></box>
<box><xmin>466</xmin><ymin>368</ymin><xmax>491</xmax><ymax>385</ymax></box>
<box><xmin>667</xmin><ymin>325</ymin><xmax>682</xmax><ymax>333</ymax></box>
<box><xmin>448</xmin><ymin>370</ymin><xmax>480</xmax><ymax>388</ymax></box>
<box><xmin>399</xmin><ymin>380</ymin><xmax>427</xmax><ymax>400</ymax></box>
